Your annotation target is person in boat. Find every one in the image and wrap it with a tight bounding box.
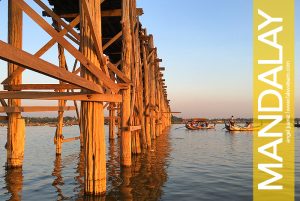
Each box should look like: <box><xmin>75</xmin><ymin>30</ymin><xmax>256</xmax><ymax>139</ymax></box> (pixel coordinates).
<box><xmin>245</xmin><ymin>122</ymin><xmax>253</xmax><ymax>128</ymax></box>
<box><xmin>205</xmin><ymin>121</ymin><xmax>209</xmax><ymax>127</ymax></box>
<box><xmin>229</xmin><ymin>116</ymin><xmax>235</xmax><ymax>126</ymax></box>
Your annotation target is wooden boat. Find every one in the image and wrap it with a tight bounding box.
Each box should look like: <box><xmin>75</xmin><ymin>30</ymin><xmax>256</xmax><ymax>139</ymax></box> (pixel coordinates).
<box><xmin>185</xmin><ymin>119</ymin><xmax>215</xmax><ymax>130</ymax></box>
<box><xmin>224</xmin><ymin>123</ymin><xmax>259</xmax><ymax>131</ymax></box>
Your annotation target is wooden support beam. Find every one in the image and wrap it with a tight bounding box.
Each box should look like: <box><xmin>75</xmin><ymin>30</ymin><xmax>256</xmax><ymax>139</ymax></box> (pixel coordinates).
<box><xmin>34</xmin><ymin>0</ymin><xmax>80</xmax><ymax>41</ymax></box>
<box><xmin>107</xmin><ymin>62</ymin><xmax>131</xmax><ymax>83</ymax></box>
<box><xmin>15</xmin><ymin>1</ymin><xmax>119</xmax><ymax>92</ymax></box>
<box><xmin>102</xmin><ymin>9</ymin><xmax>121</xmax><ymax>17</ymax></box>
<box><xmin>50</xmin><ymin>8</ymin><xmax>141</xmax><ymax>18</ymax></box>
<box><xmin>0</xmin><ymin>106</ymin><xmax>76</xmax><ymax>113</ymax></box>
<box><xmin>0</xmin><ymin>41</ymin><xmax>103</xmax><ymax>93</ymax></box>
<box><xmin>147</xmin><ymin>48</ymin><xmax>155</xmax><ymax>62</ymax></box>
<box><xmin>2</xmin><ymin>16</ymin><xmax>80</xmax><ymax>85</ymax></box>
<box><xmin>140</xmin><ymin>35</ymin><xmax>150</xmax><ymax>41</ymax></box>
<box><xmin>136</xmin><ymin>8</ymin><xmax>144</xmax><ymax>16</ymax></box>
<box><xmin>159</xmin><ymin>67</ymin><xmax>165</xmax><ymax>71</ymax></box>
<box><xmin>103</xmin><ymin>31</ymin><xmax>122</xmax><ymax>50</ymax></box>
<box><xmin>123</xmin><ymin>125</ymin><xmax>141</xmax><ymax>132</ymax></box>
<box><xmin>4</xmin><ymin>84</ymin><xmax>80</xmax><ymax>91</ymax></box>
<box><xmin>117</xmin><ymin>83</ymin><xmax>130</xmax><ymax>90</ymax></box>
<box><xmin>3</xmin><ymin>18</ymin><xmax>79</xmax><ymax>85</ymax></box>
<box><xmin>0</xmin><ymin>91</ymin><xmax>122</xmax><ymax>102</ymax></box>
<box><xmin>63</xmin><ymin>136</ymin><xmax>80</xmax><ymax>143</ymax></box>
<box><xmin>0</xmin><ymin>116</ymin><xmax>8</xmax><ymax>121</ymax></box>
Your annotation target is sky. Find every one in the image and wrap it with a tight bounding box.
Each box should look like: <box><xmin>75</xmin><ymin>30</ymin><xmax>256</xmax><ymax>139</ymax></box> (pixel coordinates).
<box><xmin>0</xmin><ymin>0</ymin><xmax>299</xmax><ymax>118</ymax></box>
<box><xmin>137</xmin><ymin>0</ymin><xmax>300</xmax><ymax>118</ymax></box>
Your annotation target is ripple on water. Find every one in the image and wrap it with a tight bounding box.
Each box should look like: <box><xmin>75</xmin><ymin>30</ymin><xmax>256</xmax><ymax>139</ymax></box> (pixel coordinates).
<box><xmin>0</xmin><ymin>125</ymin><xmax>299</xmax><ymax>200</ymax></box>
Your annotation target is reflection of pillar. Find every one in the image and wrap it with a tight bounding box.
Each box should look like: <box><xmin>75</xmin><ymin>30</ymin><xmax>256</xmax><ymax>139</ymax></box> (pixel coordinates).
<box><xmin>120</xmin><ymin>167</ymin><xmax>133</xmax><ymax>201</ymax></box>
<box><xmin>7</xmin><ymin>0</ymin><xmax>25</xmax><ymax>169</ymax></box>
<box><xmin>75</xmin><ymin>150</ymin><xmax>85</xmax><ymax>197</ymax></box>
<box><xmin>5</xmin><ymin>168</ymin><xmax>23</xmax><ymax>200</ymax></box>
<box><xmin>52</xmin><ymin>155</ymin><xmax>66</xmax><ymax>200</ymax></box>
<box><xmin>80</xmin><ymin>0</ymin><xmax>106</xmax><ymax>195</ymax></box>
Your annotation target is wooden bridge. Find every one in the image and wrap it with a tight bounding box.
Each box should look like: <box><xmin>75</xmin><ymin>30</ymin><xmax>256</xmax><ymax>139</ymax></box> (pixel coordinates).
<box><xmin>0</xmin><ymin>0</ymin><xmax>172</xmax><ymax>195</ymax></box>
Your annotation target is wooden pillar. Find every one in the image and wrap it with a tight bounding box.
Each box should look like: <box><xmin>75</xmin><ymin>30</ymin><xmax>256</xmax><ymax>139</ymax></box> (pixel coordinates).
<box><xmin>121</xmin><ymin>0</ymin><xmax>132</xmax><ymax>166</ymax></box>
<box><xmin>149</xmin><ymin>37</ymin><xmax>156</xmax><ymax>140</ymax></box>
<box><xmin>55</xmin><ymin>102</ymin><xmax>64</xmax><ymax>154</ymax></box>
<box><xmin>109</xmin><ymin>103</ymin><xmax>115</xmax><ymax>140</ymax></box>
<box><xmin>54</xmin><ymin>21</ymin><xmax>67</xmax><ymax>155</ymax></box>
<box><xmin>141</xmin><ymin>37</ymin><xmax>151</xmax><ymax>148</ymax></box>
<box><xmin>80</xmin><ymin>0</ymin><xmax>106</xmax><ymax>195</ymax></box>
<box><xmin>6</xmin><ymin>0</ymin><xmax>25</xmax><ymax>168</ymax></box>
<box><xmin>157</xmin><ymin>82</ymin><xmax>162</xmax><ymax>136</ymax></box>
<box><xmin>155</xmin><ymin>72</ymin><xmax>160</xmax><ymax>137</ymax></box>
<box><xmin>117</xmin><ymin>104</ymin><xmax>121</xmax><ymax>137</ymax></box>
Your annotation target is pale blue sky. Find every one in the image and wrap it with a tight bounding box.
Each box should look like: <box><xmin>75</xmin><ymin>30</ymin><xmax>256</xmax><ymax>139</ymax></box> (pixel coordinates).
<box><xmin>0</xmin><ymin>0</ymin><xmax>299</xmax><ymax>118</ymax></box>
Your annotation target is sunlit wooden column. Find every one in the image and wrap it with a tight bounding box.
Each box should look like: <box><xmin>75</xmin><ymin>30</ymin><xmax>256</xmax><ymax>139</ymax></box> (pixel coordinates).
<box><xmin>80</xmin><ymin>0</ymin><xmax>106</xmax><ymax>195</ymax></box>
<box><xmin>117</xmin><ymin>104</ymin><xmax>121</xmax><ymax>137</ymax></box>
<box><xmin>54</xmin><ymin>21</ymin><xmax>67</xmax><ymax>155</ymax></box>
<box><xmin>109</xmin><ymin>103</ymin><xmax>115</xmax><ymax>140</ymax></box>
<box><xmin>157</xmin><ymin>82</ymin><xmax>162</xmax><ymax>135</ymax></box>
<box><xmin>6</xmin><ymin>0</ymin><xmax>25</xmax><ymax>169</ymax></box>
<box><xmin>121</xmin><ymin>0</ymin><xmax>133</xmax><ymax>166</ymax></box>
<box><xmin>141</xmin><ymin>35</ymin><xmax>151</xmax><ymax>149</ymax></box>
<box><xmin>149</xmin><ymin>36</ymin><xmax>156</xmax><ymax>140</ymax></box>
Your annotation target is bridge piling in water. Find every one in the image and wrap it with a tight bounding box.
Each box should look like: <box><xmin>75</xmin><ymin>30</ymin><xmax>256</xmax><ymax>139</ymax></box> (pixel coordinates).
<box><xmin>0</xmin><ymin>0</ymin><xmax>172</xmax><ymax>195</ymax></box>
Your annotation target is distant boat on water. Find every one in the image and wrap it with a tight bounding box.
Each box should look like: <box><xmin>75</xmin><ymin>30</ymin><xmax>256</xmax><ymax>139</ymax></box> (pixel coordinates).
<box><xmin>224</xmin><ymin>122</ymin><xmax>259</xmax><ymax>132</ymax></box>
<box><xmin>185</xmin><ymin>118</ymin><xmax>216</xmax><ymax>130</ymax></box>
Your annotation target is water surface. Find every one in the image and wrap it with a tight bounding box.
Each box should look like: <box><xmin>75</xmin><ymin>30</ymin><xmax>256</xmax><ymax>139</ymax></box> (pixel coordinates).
<box><xmin>0</xmin><ymin>125</ymin><xmax>299</xmax><ymax>200</ymax></box>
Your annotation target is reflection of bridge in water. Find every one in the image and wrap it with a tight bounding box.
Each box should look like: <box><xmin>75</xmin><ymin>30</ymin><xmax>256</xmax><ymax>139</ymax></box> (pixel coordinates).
<box><xmin>0</xmin><ymin>0</ymin><xmax>175</xmax><ymax>197</ymax></box>
<box><xmin>3</xmin><ymin>128</ymin><xmax>171</xmax><ymax>200</ymax></box>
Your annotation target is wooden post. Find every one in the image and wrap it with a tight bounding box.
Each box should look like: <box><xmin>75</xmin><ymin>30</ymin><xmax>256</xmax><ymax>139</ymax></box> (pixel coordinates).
<box><xmin>121</xmin><ymin>0</ymin><xmax>132</xmax><ymax>166</ymax></box>
<box><xmin>141</xmin><ymin>34</ymin><xmax>151</xmax><ymax>149</ymax></box>
<box><xmin>54</xmin><ymin>20</ymin><xmax>67</xmax><ymax>155</ymax></box>
<box><xmin>80</xmin><ymin>0</ymin><xmax>106</xmax><ymax>195</ymax></box>
<box><xmin>149</xmin><ymin>36</ymin><xmax>156</xmax><ymax>139</ymax></box>
<box><xmin>117</xmin><ymin>104</ymin><xmax>121</xmax><ymax>137</ymax></box>
<box><xmin>6</xmin><ymin>0</ymin><xmax>25</xmax><ymax>168</ymax></box>
<box><xmin>109</xmin><ymin>103</ymin><xmax>115</xmax><ymax>140</ymax></box>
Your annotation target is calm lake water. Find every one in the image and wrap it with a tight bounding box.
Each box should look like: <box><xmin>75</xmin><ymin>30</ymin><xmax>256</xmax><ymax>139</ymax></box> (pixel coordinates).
<box><xmin>0</xmin><ymin>125</ymin><xmax>299</xmax><ymax>200</ymax></box>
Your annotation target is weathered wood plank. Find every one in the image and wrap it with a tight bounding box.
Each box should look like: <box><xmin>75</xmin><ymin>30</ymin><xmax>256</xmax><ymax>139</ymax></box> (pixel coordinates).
<box><xmin>124</xmin><ymin>125</ymin><xmax>141</xmax><ymax>132</ymax></box>
<box><xmin>0</xmin><ymin>106</ymin><xmax>76</xmax><ymax>113</ymax></box>
<box><xmin>103</xmin><ymin>31</ymin><xmax>122</xmax><ymax>50</ymax></box>
<box><xmin>107</xmin><ymin>62</ymin><xmax>131</xmax><ymax>83</ymax></box>
<box><xmin>0</xmin><ymin>40</ymin><xmax>103</xmax><ymax>93</ymax></box>
<box><xmin>63</xmin><ymin>136</ymin><xmax>80</xmax><ymax>143</ymax></box>
<box><xmin>0</xmin><ymin>91</ymin><xmax>122</xmax><ymax>102</ymax></box>
<box><xmin>0</xmin><ymin>116</ymin><xmax>8</xmax><ymax>121</ymax></box>
<box><xmin>4</xmin><ymin>84</ymin><xmax>80</xmax><ymax>91</ymax></box>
